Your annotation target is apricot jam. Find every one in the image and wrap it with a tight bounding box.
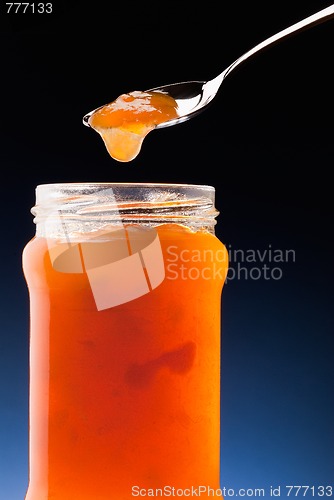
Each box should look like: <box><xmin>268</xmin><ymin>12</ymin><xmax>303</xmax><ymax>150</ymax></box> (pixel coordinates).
<box><xmin>23</xmin><ymin>183</ymin><xmax>227</xmax><ymax>499</ymax></box>
<box><xmin>87</xmin><ymin>91</ymin><xmax>179</xmax><ymax>162</ymax></box>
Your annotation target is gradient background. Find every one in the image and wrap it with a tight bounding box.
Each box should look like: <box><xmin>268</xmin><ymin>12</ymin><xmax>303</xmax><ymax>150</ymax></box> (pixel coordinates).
<box><xmin>0</xmin><ymin>1</ymin><xmax>333</xmax><ymax>498</ymax></box>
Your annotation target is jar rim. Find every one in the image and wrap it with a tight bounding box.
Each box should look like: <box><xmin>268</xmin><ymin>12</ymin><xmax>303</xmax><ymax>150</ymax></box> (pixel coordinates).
<box><xmin>35</xmin><ymin>182</ymin><xmax>215</xmax><ymax>195</ymax></box>
<box><xmin>32</xmin><ymin>182</ymin><xmax>219</xmax><ymax>237</ymax></box>
<box><xmin>36</xmin><ymin>182</ymin><xmax>215</xmax><ymax>188</ymax></box>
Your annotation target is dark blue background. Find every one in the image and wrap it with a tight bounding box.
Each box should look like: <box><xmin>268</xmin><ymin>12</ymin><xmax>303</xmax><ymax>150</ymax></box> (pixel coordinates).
<box><xmin>1</xmin><ymin>1</ymin><xmax>333</xmax><ymax>498</ymax></box>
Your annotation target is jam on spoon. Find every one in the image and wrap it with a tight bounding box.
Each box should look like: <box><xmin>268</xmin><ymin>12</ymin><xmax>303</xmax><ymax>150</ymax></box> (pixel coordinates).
<box><xmin>83</xmin><ymin>4</ymin><xmax>334</xmax><ymax>163</ymax></box>
<box><xmin>83</xmin><ymin>90</ymin><xmax>179</xmax><ymax>162</ymax></box>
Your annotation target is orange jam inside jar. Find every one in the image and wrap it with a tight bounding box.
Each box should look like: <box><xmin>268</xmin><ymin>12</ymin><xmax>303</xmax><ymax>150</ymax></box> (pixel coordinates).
<box><xmin>23</xmin><ymin>183</ymin><xmax>228</xmax><ymax>499</ymax></box>
<box><xmin>86</xmin><ymin>91</ymin><xmax>179</xmax><ymax>162</ymax></box>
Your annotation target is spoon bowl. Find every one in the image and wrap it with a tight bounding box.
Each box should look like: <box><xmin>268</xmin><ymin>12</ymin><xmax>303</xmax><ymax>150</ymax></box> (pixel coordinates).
<box><xmin>147</xmin><ymin>4</ymin><xmax>334</xmax><ymax>129</ymax></box>
<box><xmin>145</xmin><ymin>81</ymin><xmax>208</xmax><ymax>128</ymax></box>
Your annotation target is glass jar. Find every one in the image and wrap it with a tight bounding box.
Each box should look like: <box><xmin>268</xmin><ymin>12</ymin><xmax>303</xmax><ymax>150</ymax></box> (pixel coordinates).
<box><xmin>23</xmin><ymin>183</ymin><xmax>228</xmax><ymax>499</ymax></box>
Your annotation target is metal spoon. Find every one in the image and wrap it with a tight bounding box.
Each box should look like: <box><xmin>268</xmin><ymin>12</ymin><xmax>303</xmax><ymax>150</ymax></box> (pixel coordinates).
<box><xmin>147</xmin><ymin>4</ymin><xmax>334</xmax><ymax>129</ymax></box>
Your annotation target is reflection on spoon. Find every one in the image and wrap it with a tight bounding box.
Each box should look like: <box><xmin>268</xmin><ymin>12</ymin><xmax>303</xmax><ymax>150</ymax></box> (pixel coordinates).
<box><xmin>83</xmin><ymin>4</ymin><xmax>334</xmax><ymax>162</ymax></box>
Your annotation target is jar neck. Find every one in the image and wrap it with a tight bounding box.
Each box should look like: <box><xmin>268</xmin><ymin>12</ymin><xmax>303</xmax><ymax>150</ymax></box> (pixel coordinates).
<box><xmin>32</xmin><ymin>183</ymin><xmax>219</xmax><ymax>238</ymax></box>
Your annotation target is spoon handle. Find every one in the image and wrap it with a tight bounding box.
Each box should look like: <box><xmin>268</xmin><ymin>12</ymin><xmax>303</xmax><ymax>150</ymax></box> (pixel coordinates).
<box><xmin>208</xmin><ymin>4</ymin><xmax>334</xmax><ymax>94</ymax></box>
